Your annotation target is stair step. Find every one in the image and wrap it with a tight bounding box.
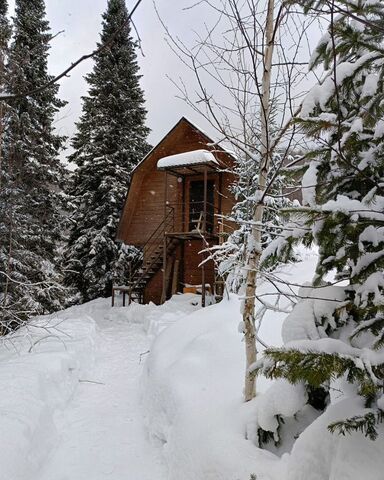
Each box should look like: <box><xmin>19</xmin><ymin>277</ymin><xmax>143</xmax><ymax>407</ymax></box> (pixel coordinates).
<box><xmin>149</xmin><ymin>260</ymin><xmax>162</xmax><ymax>265</ymax></box>
<box><xmin>143</xmin><ymin>264</ymin><xmax>161</xmax><ymax>273</ymax></box>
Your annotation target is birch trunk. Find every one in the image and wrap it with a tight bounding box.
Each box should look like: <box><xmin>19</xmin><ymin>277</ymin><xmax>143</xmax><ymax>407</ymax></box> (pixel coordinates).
<box><xmin>243</xmin><ymin>0</ymin><xmax>276</xmax><ymax>402</ymax></box>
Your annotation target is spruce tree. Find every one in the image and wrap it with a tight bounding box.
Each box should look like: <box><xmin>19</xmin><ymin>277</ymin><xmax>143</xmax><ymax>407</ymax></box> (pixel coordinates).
<box><xmin>255</xmin><ymin>0</ymin><xmax>384</xmax><ymax>443</ymax></box>
<box><xmin>0</xmin><ymin>0</ymin><xmax>10</xmax><ymax>182</ymax></box>
<box><xmin>217</xmin><ymin>147</ymin><xmax>294</xmax><ymax>292</ymax></box>
<box><xmin>0</xmin><ymin>0</ymin><xmax>66</xmax><ymax>330</ymax></box>
<box><xmin>64</xmin><ymin>0</ymin><xmax>150</xmax><ymax>303</ymax></box>
<box><xmin>0</xmin><ymin>0</ymin><xmax>10</xmax><ymax>86</ymax></box>
<box><xmin>0</xmin><ymin>0</ymin><xmax>12</xmax><ymax>330</ymax></box>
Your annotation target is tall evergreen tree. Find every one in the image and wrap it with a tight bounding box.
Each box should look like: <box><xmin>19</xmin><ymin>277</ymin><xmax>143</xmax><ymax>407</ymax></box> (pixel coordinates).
<box><xmin>0</xmin><ymin>0</ymin><xmax>66</xmax><ymax>330</ymax></box>
<box><xmin>0</xmin><ymin>0</ymin><xmax>12</xmax><ymax>330</ymax></box>
<box><xmin>255</xmin><ymin>0</ymin><xmax>384</xmax><ymax>444</ymax></box>
<box><xmin>0</xmin><ymin>0</ymin><xmax>10</xmax><ymax>86</ymax></box>
<box><xmin>64</xmin><ymin>0</ymin><xmax>150</xmax><ymax>303</ymax></box>
<box><xmin>0</xmin><ymin>0</ymin><xmax>11</xmax><ymax>182</ymax></box>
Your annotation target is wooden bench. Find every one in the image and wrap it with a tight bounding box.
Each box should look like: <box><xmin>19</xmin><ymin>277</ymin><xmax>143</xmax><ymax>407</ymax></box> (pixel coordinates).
<box><xmin>111</xmin><ymin>285</ymin><xmax>131</xmax><ymax>307</ymax></box>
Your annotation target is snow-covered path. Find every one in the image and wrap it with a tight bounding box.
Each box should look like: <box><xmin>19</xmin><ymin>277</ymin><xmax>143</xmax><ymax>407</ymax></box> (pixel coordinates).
<box><xmin>36</xmin><ymin>311</ymin><xmax>167</xmax><ymax>480</ymax></box>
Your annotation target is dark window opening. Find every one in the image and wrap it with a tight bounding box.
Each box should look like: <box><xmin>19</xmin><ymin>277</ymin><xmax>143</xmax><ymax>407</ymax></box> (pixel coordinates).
<box><xmin>189</xmin><ymin>180</ymin><xmax>214</xmax><ymax>232</ymax></box>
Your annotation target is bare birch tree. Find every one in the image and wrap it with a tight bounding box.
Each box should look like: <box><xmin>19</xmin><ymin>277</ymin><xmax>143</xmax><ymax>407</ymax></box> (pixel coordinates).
<box><xmin>157</xmin><ymin>0</ymin><xmax>319</xmax><ymax>400</ymax></box>
<box><xmin>242</xmin><ymin>0</ymin><xmax>276</xmax><ymax>402</ymax></box>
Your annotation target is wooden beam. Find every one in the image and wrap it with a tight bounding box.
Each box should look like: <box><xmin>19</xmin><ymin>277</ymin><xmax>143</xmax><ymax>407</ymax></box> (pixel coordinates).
<box><xmin>167</xmin><ymin>168</ymin><xmax>182</xmax><ymax>177</ymax></box>
<box><xmin>182</xmin><ymin>176</ymin><xmax>186</xmax><ymax>233</ymax></box>
<box><xmin>218</xmin><ymin>171</ymin><xmax>223</xmax><ymax>215</ymax></box>
<box><xmin>162</xmin><ymin>170</ymin><xmax>168</xmax><ymax>304</ymax></box>
<box><xmin>172</xmin><ymin>259</ymin><xmax>180</xmax><ymax>295</ymax></box>
<box><xmin>218</xmin><ymin>171</ymin><xmax>223</xmax><ymax>241</ymax></box>
<box><xmin>187</xmin><ymin>166</ymin><xmax>201</xmax><ymax>175</ymax></box>
<box><xmin>166</xmin><ymin>232</ymin><xmax>219</xmax><ymax>241</ymax></box>
<box><xmin>202</xmin><ymin>165</ymin><xmax>208</xmax><ymax>308</ymax></box>
<box><xmin>203</xmin><ymin>166</ymin><xmax>208</xmax><ymax>233</ymax></box>
<box><xmin>162</xmin><ymin>257</ymin><xmax>174</xmax><ymax>303</ymax></box>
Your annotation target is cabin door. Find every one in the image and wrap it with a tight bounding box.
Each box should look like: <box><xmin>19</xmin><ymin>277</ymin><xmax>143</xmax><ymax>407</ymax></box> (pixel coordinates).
<box><xmin>189</xmin><ymin>180</ymin><xmax>214</xmax><ymax>232</ymax></box>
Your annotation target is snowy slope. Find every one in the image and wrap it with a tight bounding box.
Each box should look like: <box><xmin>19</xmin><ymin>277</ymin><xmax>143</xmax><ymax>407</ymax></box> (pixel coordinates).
<box><xmin>143</xmin><ymin>295</ymin><xmax>283</xmax><ymax>480</ymax></box>
<box><xmin>36</xmin><ymin>302</ymin><xmax>167</xmax><ymax>480</ymax></box>
<box><xmin>285</xmin><ymin>397</ymin><xmax>384</xmax><ymax>480</ymax></box>
<box><xmin>1</xmin><ymin>247</ymin><xmax>381</xmax><ymax>480</ymax></box>
<box><xmin>0</xmin><ymin>298</ymin><xmax>169</xmax><ymax>480</ymax></box>
<box><xmin>0</xmin><ymin>305</ymin><xmax>98</xmax><ymax>480</ymax></box>
<box><xmin>142</xmin><ymin>248</ymin><xmax>319</xmax><ymax>480</ymax></box>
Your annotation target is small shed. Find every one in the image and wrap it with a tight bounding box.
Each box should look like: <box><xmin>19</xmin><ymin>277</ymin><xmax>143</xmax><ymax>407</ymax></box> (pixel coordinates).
<box><xmin>116</xmin><ymin>117</ymin><xmax>237</xmax><ymax>305</ymax></box>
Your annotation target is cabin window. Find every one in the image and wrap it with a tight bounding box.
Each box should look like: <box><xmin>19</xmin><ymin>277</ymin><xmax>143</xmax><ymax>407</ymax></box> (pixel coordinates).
<box><xmin>189</xmin><ymin>180</ymin><xmax>214</xmax><ymax>232</ymax></box>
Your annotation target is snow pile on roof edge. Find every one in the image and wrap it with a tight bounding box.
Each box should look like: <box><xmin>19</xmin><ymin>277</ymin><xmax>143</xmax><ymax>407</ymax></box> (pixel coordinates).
<box><xmin>157</xmin><ymin>149</ymin><xmax>218</xmax><ymax>169</ymax></box>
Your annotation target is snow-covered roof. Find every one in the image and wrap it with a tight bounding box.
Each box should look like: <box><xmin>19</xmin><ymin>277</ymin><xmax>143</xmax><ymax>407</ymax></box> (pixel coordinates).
<box><xmin>157</xmin><ymin>149</ymin><xmax>218</xmax><ymax>169</ymax></box>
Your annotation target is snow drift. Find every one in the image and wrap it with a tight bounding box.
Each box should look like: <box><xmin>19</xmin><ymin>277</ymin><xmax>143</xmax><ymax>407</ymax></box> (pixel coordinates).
<box><xmin>142</xmin><ymin>294</ymin><xmax>283</xmax><ymax>480</ymax></box>
<box><xmin>0</xmin><ymin>300</ymin><xmax>102</xmax><ymax>480</ymax></box>
<box><xmin>142</xmin><ymin>249</ymin><xmax>384</xmax><ymax>480</ymax></box>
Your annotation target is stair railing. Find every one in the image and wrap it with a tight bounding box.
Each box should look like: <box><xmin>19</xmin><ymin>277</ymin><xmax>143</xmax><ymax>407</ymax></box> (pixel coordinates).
<box><xmin>129</xmin><ymin>206</ymin><xmax>175</xmax><ymax>292</ymax></box>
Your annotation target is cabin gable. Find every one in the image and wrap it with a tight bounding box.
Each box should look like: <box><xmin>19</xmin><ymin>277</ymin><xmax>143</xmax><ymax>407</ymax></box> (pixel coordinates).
<box><xmin>116</xmin><ymin>117</ymin><xmax>237</xmax><ymax>305</ymax></box>
<box><xmin>117</xmin><ymin>117</ymin><xmax>235</xmax><ymax>246</ymax></box>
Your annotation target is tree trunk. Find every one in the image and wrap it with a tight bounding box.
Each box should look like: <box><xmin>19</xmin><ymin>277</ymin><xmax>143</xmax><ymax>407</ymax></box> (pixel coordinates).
<box><xmin>243</xmin><ymin>0</ymin><xmax>275</xmax><ymax>402</ymax></box>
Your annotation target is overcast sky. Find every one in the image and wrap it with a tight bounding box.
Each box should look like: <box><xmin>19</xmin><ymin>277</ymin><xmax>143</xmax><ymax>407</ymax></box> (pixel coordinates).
<box><xmin>7</xmin><ymin>1</ymin><xmax>321</xmax><ymax>161</ymax></box>
<box><xmin>7</xmin><ymin>0</ymin><xmax>214</xmax><ymax>156</ymax></box>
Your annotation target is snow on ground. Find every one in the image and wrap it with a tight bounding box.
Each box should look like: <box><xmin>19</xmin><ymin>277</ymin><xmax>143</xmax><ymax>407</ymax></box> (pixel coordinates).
<box><xmin>0</xmin><ymin>297</ymin><xmax>186</xmax><ymax>480</ymax></box>
<box><xmin>143</xmin><ymin>295</ymin><xmax>283</xmax><ymax>480</ymax></box>
<box><xmin>2</xmin><ymin>247</ymin><xmax>380</xmax><ymax>480</ymax></box>
<box><xmin>0</xmin><ymin>306</ymin><xmax>98</xmax><ymax>480</ymax></box>
<box><xmin>142</xmin><ymin>247</ymin><xmax>319</xmax><ymax>480</ymax></box>
<box><xmin>36</xmin><ymin>301</ymin><xmax>168</xmax><ymax>480</ymax></box>
<box><xmin>285</xmin><ymin>397</ymin><xmax>384</xmax><ymax>480</ymax></box>
<box><xmin>0</xmin><ymin>248</ymin><xmax>318</xmax><ymax>480</ymax></box>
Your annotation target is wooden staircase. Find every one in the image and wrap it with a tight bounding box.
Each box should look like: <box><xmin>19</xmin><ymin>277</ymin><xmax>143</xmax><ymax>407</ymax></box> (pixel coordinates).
<box><xmin>128</xmin><ymin>208</ymin><xmax>178</xmax><ymax>303</ymax></box>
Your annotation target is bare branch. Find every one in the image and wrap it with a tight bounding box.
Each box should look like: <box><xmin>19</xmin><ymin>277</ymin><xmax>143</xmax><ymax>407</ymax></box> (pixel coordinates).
<box><xmin>0</xmin><ymin>0</ymin><xmax>144</xmax><ymax>100</ymax></box>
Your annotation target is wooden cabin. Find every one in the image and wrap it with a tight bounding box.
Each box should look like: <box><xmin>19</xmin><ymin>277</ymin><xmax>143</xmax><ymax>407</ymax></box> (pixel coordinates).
<box><xmin>116</xmin><ymin>117</ymin><xmax>237</xmax><ymax>306</ymax></box>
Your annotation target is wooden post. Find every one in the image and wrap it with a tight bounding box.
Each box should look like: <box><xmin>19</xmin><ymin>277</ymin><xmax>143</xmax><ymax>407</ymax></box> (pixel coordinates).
<box><xmin>172</xmin><ymin>259</ymin><xmax>180</xmax><ymax>295</ymax></box>
<box><xmin>218</xmin><ymin>171</ymin><xmax>223</xmax><ymax>236</ymax></box>
<box><xmin>162</xmin><ymin>171</ymin><xmax>168</xmax><ymax>303</ymax></box>
<box><xmin>202</xmin><ymin>166</ymin><xmax>208</xmax><ymax>308</ymax></box>
<box><xmin>164</xmin><ymin>257</ymin><xmax>174</xmax><ymax>300</ymax></box>
<box><xmin>201</xmin><ymin>257</ymin><xmax>206</xmax><ymax>307</ymax></box>
<box><xmin>181</xmin><ymin>176</ymin><xmax>186</xmax><ymax>293</ymax></box>
<box><xmin>182</xmin><ymin>176</ymin><xmax>186</xmax><ymax>232</ymax></box>
<box><xmin>203</xmin><ymin>166</ymin><xmax>208</xmax><ymax>233</ymax></box>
